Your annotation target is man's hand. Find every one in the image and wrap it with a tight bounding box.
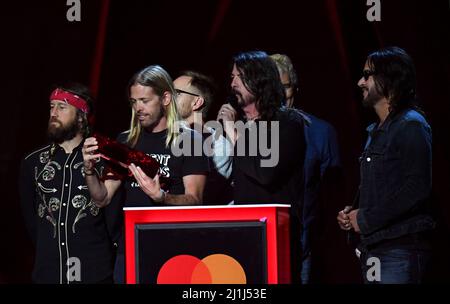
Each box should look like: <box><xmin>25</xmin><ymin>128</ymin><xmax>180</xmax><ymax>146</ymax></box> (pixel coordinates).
<box><xmin>128</xmin><ymin>163</ymin><xmax>164</xmax><ymax>202</ymax></box>
<box><xmin>217</xmin><ymin>103</ymin><xmax>237</xmax><ymax>122</ymax></box>
<box><xmin>82</xmin><ymin>137</ymin><xmax>100</xmax><ymax>172</ymax></box>
<box><xmin>217</xmin><ymin>103</ymin><xmax>237</xmax><ymax>144</ymax></box>
<box><xmin>347</xmin><ymin>209</ymin><xmax>360</xmax><ymax>233</ymax></box>
<box><xmin>337</xmin><ymin>205</ymin><xmax>353</xmax><ymax>231</ymax></box>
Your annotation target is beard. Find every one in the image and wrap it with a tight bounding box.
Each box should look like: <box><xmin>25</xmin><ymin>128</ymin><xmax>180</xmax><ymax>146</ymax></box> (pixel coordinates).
<box><xmin>233</xmin><ymin>90</ymin><xmax>253</xmax><ymax>108</ymax></box>
<box><xmin>139</xmin><ymin>103</ymin><xmax>165</xmax><ymax>129</ymax></box>
<box><xmin>234</xmin><ymin>91</ymin><xmax>244</xmax><ymax>106</ymax></box>
<box><xmin>362</xmin><ymin>85</ymin><xmax>383</xmax><ymax>108</ymax></box>
<box><xmin>47</xmin><ymin>117</ymin><xmax>80</xmax><ymax>144</ymax></box>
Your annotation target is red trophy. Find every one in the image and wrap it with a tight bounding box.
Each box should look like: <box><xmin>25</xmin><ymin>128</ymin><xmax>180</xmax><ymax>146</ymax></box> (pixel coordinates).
<box><xmin>93</xmin><ymin>133</ymin><xmax>169</xmax><ymax>189</ymax></box>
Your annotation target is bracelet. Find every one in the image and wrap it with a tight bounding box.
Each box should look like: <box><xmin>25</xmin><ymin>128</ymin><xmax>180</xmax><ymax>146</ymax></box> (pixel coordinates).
<box><xmin>154</xmin><ymin>189</ymin><xmax>166</xmax><ymax>204</ymax></box>
<box><xmin>84</xmin><ymin>168</ymin><xmax>96</xmax><ymax>176</ymax></box>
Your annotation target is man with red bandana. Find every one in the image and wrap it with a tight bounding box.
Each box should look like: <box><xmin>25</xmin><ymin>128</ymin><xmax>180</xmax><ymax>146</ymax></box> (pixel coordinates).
<box><xmin>19</xmin><ymin>82</ymin><xmax>119</xmax><ymax>283</ymax></box>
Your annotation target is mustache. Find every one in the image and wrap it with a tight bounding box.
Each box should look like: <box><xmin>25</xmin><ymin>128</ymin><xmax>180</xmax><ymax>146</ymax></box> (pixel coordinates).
<box><xmin>49</xmin><ymin>118</ymin><xmax>61</xmax><ymax>124</ymax></box>
<box><xmin>231</xmin><ymin>90</ymin><xmax>242</xmax><ymax>98</ymax></box>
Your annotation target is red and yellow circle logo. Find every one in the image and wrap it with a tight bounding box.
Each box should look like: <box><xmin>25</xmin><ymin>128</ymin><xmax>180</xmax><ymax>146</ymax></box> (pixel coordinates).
<box><xmin>157</xmin><ymin>254</ymin><xmax>246</xmax><ymax>284</ymax></box>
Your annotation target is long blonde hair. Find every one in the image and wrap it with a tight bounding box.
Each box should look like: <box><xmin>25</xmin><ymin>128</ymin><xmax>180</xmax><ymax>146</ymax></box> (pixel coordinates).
<box><xmin>126</xmin><ymin>65</ymin><xmax>180</xmax><ymax>148</ymax></box>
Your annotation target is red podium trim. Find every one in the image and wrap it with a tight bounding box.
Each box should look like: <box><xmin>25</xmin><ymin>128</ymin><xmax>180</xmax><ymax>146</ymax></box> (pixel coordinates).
<box><xmin>124</xmin><ymin>204</ymin><xmax>291</xmax><ymax>284</ymax></box>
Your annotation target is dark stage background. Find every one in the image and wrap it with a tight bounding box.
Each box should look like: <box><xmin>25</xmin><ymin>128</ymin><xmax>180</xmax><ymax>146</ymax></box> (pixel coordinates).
<box><xmin>0</xmin><ymin>0</ymin><xmax>449</xmax><ymax>283</ymax></box>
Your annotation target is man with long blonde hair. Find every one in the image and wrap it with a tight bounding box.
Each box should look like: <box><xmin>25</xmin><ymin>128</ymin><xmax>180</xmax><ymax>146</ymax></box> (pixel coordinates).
<box><xmin>82</xmin><ymin>65</ymin><xmax>209</xmax><ymax>282</ymax></box>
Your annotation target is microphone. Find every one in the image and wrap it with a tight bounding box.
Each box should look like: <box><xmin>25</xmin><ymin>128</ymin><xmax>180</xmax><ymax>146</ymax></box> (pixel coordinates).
<box><xmin>227</xmin><ymin>94</ymin><xmax>239</xmax><ymax>111</ymax></box>
<box><xmin>219</xmin><ymin>94</ymin><xmax>239</xmax><ymax>124</ymax></box>
<box><xmin>218</xmin><ymin>94</ymin><xmax>239</xmax><ymax>138</ymax></box>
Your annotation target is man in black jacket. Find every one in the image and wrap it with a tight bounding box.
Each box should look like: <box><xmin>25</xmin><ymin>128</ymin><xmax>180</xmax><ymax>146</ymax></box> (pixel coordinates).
<box><xmin>337</xmin><ymin>47</ymin><xmax>434</xmax><ymax>284</ymax></box>
<box><xmin>217</xmin><ymin>51</ymin><xmax>306</xmax><ymax>282</ymax></box>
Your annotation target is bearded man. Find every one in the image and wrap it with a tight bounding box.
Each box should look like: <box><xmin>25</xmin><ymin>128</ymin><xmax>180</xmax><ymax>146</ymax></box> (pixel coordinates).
<box><xmin>19</xmin><ymin>82</ymin><xmax>118</xmax><ymax>283</ymax></box>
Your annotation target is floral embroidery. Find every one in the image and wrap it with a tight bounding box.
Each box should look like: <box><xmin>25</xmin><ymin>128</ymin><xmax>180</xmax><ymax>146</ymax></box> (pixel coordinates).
<box><xmin>39</xmin><ymin>151</ymin><xmax>50</xmax><ymax>164</ymax></box>
<box><xmin>35</xmin><ymin>179</ymin><xmax>57</xmax><ymax>238</ymax></box>
<box><xmin>90</xmin><ymin>204</ymin><xmax>99</xmax><ymax>216</ymax></box>
<box><xmin>72</xmin><ymin>195</ymin><xmax>87</xmax><ymax>208</ymax></box>
<box><xmin>42</xmin><ymin>166</ymin><xmax>55</xmax><ymax>181</ymax></box>
<box><xmin>34</xmin><ymin>148</ymin><xmax>102</xmax><ymax>236</ymax></box>
<box><xmin>48</xmin><ymin>197</ymin><xmax>60</xmax><ymax>211</ymax></box>
<box><xmin>38</xmin><ymin>204</ymin><xmax>45</xmax><ymax>218</ymax></box>
<box><xmin>72</xmin><ymin>198</ymin><xmax>98</xmax><ymax>233</ymax></box>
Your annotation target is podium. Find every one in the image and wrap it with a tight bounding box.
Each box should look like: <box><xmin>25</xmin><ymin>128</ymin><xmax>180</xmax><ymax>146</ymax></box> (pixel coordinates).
<box><xmin>124</xmin><ymin>204</ymin><xmax>291</xmax><ymax>284</ymax></box>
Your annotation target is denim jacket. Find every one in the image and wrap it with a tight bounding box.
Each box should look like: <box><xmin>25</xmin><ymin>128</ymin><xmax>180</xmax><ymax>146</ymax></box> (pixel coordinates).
<box><xmin>356</xmin><ymin>108</ymin><xmax>435</xmax><ymax>247</ymax></box>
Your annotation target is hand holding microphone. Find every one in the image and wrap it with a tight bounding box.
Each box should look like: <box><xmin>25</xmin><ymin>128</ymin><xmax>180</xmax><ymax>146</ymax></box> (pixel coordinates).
<box><xmin>217</xmin><ymin>94</ymin><xmax>239</xmax><ymax>144</ymax></box>
<box><xmin>217</xmin><ymin>103</ymin><xmax>237</xmax><ymax>123</ymax></box>
<box><xmin>217</xmin><ymin>94</ymin><xmax>238</xmax><ymax>123</ymax></box>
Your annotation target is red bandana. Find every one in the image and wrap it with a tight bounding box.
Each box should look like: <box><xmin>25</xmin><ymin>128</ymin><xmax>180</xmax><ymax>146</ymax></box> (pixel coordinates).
<box><xmin>50</xmin><ymin>88</ymin><xmax>89</xmax><ymax>113</ymax></box>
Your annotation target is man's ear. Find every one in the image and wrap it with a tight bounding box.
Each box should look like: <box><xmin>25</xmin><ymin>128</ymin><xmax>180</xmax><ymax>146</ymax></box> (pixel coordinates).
<box><xmin>192</xmin><ymin>96</ymin><xmax>204</xmax><ymax>111</ymax></box>
<box><xmin>162</xmin><ymin>91</ymin><xmax>172</xmax><ymax>107</ymax></box>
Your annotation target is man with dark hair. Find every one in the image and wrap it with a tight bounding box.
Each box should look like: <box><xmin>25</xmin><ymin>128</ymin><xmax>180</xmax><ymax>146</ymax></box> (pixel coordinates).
<box><xmin>174</xmin><ymin>70</ymin><xmax>233</xmax><ymax>204</ymax></box>
<box><xmin>19</xmin><ymin>82</ymin><xmax>118</xmax><ymax>283</ymax></box>
<box><xmin>218</xmin><ymin>51</ymin><xmax>306</xmax><ymax>282</ymax></box>
<box><xmin>337</xmin><ymin>47</ymin><xmax>434</xmax><ymax>284</ymax></box>
<box><xmin>270</xmin><ymin>53</ymin><xmax>341</xmax><ymax>284</ymax></box>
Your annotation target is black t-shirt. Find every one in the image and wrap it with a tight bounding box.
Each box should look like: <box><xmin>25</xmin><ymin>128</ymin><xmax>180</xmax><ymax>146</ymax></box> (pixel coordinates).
<box><xmin>117</xmin><ymin>128</ymin><xmax>209</xmax><ymax>207</ymax></box>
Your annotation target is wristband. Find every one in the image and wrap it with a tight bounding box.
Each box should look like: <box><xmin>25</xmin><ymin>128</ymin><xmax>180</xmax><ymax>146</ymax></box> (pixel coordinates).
<box><xmin>154</xmin><ymin>189</ymin><xmax>166</xmax><ymax>203</ymax></box>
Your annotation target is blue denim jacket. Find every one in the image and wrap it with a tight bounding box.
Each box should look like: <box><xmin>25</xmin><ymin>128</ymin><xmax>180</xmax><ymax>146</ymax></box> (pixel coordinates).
<box><xmin>356</xmin><ymin>108</ymin><xmax>435</xmax><ymax>247</ymax></box>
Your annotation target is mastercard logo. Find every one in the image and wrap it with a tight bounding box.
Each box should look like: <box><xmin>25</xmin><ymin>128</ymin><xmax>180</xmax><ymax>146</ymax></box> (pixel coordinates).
<box><xmin>157</xmin><ymin>254</ymin><xmax>247</xmax><ymax>284</ymax></box>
